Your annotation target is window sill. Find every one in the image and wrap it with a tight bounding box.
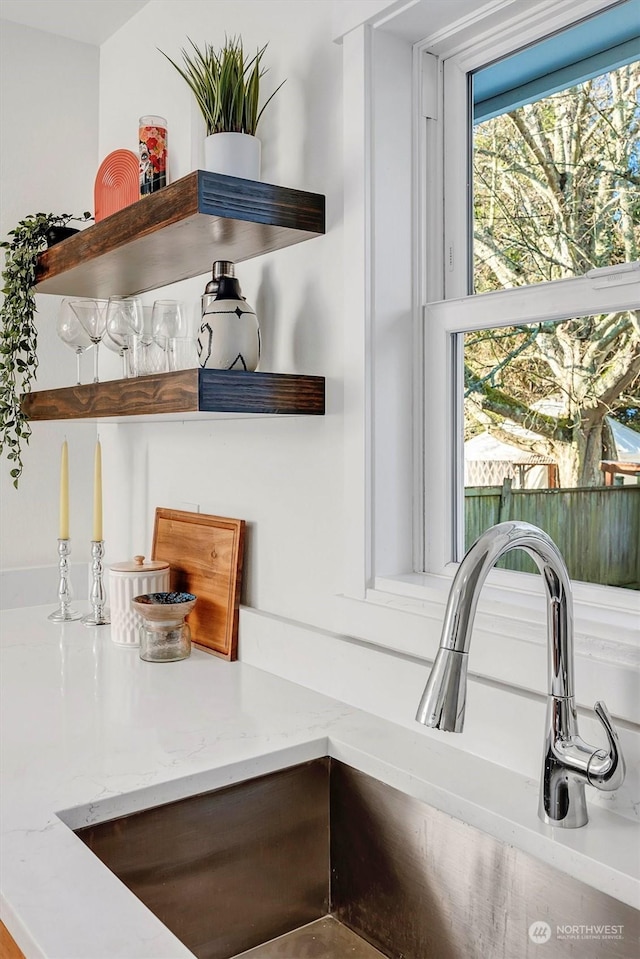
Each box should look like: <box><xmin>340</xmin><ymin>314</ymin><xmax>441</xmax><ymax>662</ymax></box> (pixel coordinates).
<box><xmin>364</xmin><ymin>571</ymin><xmax>639</xmax><ymax>725</ymax></box>
<box><xmin>374</xmin><ymin>570</ymin><xmax>640</xmax><ymax>648</ymax></box>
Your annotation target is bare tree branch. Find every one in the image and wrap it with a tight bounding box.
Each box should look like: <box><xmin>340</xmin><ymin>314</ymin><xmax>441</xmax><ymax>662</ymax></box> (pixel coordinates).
<box><xmin>470</xmin><ymin>64</ymin><xmax>640</xmax><ymax>485</ymax></box>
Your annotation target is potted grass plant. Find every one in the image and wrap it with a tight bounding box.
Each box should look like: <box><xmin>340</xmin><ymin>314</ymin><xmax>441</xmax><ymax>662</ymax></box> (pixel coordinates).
<box><xmin>160</xmin><ymin>36</ymin><xmax>284</xmax><ymax>180</ymax></box>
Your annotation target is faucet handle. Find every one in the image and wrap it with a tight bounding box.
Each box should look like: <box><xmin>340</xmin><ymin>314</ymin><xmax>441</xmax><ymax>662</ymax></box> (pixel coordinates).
<box><xmin>587</xmin><ymin>701</ymin><xmax>625</xmax><ymax>791</ymax></box>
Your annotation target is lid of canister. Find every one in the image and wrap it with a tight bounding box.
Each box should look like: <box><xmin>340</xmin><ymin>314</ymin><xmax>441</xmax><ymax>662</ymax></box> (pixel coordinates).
<box><xmin>109</xmin><ymin>554</ymin><xmax>169</xmax><ymax>573</ymax></box>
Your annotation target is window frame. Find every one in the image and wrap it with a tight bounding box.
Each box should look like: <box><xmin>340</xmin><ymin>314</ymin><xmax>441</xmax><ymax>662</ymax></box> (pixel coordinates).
<box><xmin>338</xmin><ymin>0</ymin><xmax>639</xmax><ymax>727</ymax></box>
<box><xmin>425</xmin><ymin>4</ymin><xmax>640</xmax><ymax>603</ymax></box>
<box><xmin>424</xmin><ymin>277</ymin><xmax>640</xmax><ymax>580</ymax></box>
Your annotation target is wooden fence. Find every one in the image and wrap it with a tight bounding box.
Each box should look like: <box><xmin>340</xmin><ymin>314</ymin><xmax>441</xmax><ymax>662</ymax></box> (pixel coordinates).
<box><xmin>465</xmin><ymin>481</ymin><xmax>640</xmax><ymax>589</ymax></box>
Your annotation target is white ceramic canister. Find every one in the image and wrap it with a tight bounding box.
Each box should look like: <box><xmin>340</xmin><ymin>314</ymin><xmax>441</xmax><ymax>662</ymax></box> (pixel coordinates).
<box><xmin>109</xmin><ymin>555</ymin><xmax>170</xmax><ymax>646</ymax></box>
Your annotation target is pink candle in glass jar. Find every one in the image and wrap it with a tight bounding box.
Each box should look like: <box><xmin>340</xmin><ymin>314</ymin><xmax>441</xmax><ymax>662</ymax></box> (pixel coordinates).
<box><xmin>139</xmin><ymin>115</ymin><xmax>167</xmax><ymax>195</ymax></box>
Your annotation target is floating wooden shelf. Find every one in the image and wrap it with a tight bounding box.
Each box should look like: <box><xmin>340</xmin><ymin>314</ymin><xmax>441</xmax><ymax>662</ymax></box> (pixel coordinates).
<box><xmin>29</xmin><ymin>172</ymin><xmax>326</xmax><ymax>422</ymax></box>
<box><xmin>35</xmin><ymin>170</ymin><xmax>326</xmax><ymax>298</ymax></box>
<box><xmin>21</xmin><ymin>369</ymin><xmax>325</xmax><ymax>421</ymax></box>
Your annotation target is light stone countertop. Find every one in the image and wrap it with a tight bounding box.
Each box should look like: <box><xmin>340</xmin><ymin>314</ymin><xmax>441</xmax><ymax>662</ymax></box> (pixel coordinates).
<box><xmin>1</xmin><ymin>606</ymin><xmax>638</xmax><ymax>958</ymax></box>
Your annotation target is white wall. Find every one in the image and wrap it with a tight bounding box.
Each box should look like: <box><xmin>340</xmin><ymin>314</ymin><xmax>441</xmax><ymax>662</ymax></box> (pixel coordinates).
<box><xmin>97</xmin><ymin>0</ymin><xmax>346</xmax><ymax>633</ymax></box>
<box><xmin>0</xmin><ymin>21</ymin><xmax>98</xmax><ymax>588</ymax></box>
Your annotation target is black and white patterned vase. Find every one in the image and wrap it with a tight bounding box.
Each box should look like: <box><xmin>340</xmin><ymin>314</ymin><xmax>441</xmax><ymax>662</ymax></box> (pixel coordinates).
<box><xmin>198</xmin><ymin>274</ymin><xmax>260</xmax><ymax>372</ymax></box>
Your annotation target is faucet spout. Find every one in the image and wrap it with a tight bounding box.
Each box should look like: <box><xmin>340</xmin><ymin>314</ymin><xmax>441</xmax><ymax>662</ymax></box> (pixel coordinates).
<box><xmin>416</xmin><ymin>647</ymin><xmax>468</xmax><ymax>731</ymax></box>
<box><xmin>416</xmin><ymin>521</ymin><xmax>625</xmax><ymax>827</ymax></box>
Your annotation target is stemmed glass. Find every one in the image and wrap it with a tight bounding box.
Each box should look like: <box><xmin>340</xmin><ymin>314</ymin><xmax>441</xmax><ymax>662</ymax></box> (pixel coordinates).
<box><xmin>70</xmin><ymin>299</ymin><xmax>108</xmax><ymax>383</ymax></box>
<box><xmin>105</xmin><ymin>295</ymin><xmax>144</xmax><ymax>378</ymax></box>
<box><xmin>56</xmin><ymin>298</ymin><xmax>93</xmax><ymax>385</ymax></box>
<box><xmin>151</xmin><ymin>300</ymin><xmax>188</xmax><ymax>372</ymax></box>
<box><xmin>151</xmin><ymin>299</ymin><xmax>187</xmax><ymax>339</ymax></box>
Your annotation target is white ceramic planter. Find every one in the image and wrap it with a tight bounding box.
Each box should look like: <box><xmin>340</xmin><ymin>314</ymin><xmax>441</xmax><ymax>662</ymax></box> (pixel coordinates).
<box><xmin>204</xmin><ymin>132</ymin><xmax>261</xmax><ymax>180</ymax></box>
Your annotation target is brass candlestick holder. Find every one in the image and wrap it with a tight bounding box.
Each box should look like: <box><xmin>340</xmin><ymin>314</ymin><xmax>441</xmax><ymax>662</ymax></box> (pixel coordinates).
<box><xmin>82</xmin><ymin>540</ymin><xmax>110</xmax><ymax>627</ymax></box>
<box><xmin>48</xmin><ymin>539</ymin><xmax>83</xmax><ymax>622</ymax></box>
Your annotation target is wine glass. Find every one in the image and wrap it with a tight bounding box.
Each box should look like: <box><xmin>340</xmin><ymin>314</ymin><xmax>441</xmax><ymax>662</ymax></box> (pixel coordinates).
<box><xmin>70</xmin><ymin>299</ymin><xmax>107</xmax><ymax>383</ymax></box>
<box><xmin>142</xmin><ymin>305</ymin><xmax>154</xmax><ymax>342</ymax></box>
<box><xmin>151</xmin><ymin>300</ymin><xmax>187</xmax><ymax>372</ymax></box>
<box><xmin>151</xmin><ymin>300</ymin><xmax>188</xmax><ymax>338</ymax></box>
<box><xmin>56</xmin><ymin>298</ymin><xmax>93</xmax><ymax>385</ymax></box>
<box><xmin>105</xmin><ymin>295</ymin><xmax>144</xmax><ymax>377</ymax></box>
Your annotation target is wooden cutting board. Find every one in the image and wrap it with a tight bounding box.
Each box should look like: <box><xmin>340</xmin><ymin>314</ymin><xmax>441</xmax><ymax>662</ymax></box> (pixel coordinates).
<box><xmin>151</xmin><ymin>508</ymin><xmax>245</xmax><ymax>660</ymax></box>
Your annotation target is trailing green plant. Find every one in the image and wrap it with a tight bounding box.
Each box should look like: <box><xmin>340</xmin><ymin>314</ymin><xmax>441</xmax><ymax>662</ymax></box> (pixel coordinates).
<box><xmin>0</xmin><ymin>211</ymin><xmax>91</xmax><ymax>487</ymax></box>
<box><xmin>160</xmin><ymin>36</ymin><xmax>285</xmax><ymax>136</ymax></box>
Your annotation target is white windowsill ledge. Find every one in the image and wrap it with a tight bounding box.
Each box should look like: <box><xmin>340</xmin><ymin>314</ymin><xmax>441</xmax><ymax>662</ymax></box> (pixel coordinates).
<box><xmin>374</xmin><ymin>570</ymin><xmax>640</xmax><ymax>647</ymax></box>
<box><xmin>362</xmin><ymin>571</ymin><xmax>640</xmax><ymax>725</ymax></box>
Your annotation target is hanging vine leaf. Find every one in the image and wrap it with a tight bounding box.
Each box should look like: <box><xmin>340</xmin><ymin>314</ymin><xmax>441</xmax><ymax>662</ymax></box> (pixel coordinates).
<box><xmin>0</xmin><ymin>211</ymin><xmax>91</xmax><ymax>487</ymax></box>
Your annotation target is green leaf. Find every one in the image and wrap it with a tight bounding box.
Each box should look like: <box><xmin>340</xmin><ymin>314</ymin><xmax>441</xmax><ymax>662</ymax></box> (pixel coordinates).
<box><xmin>159</xmin><ymin>35</ymin><xmax>282</xmax><ymax>136</ymax></box>
<box><xmin>0</xmin><ymin>209</ymin><xmax>90</xmax><ymax>486</ymax></box>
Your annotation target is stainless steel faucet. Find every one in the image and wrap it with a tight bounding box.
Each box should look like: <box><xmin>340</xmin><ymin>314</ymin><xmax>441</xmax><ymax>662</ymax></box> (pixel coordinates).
<box><xmin>416</xmin><ymin>521</ymin><xmax>625</xmax><ymax>827</ymax></box>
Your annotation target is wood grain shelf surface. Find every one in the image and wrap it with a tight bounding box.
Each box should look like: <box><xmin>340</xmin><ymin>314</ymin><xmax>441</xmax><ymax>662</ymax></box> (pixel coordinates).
<box><xmin>21</xmin><ymin>369</ymin><xmax>326</xmax><ymax>421</ymax></box>
<box><xmin>35</xmin><ymin>170</ymin><xmax>326</xmax><ymax>298</ymax></box>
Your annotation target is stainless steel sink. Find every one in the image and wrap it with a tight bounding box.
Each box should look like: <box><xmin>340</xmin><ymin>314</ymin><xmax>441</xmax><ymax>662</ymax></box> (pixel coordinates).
<box><xmin>235</xmin><ymin>916</ymin><xmax>385</xmax><ymax>958</ymax></box>
<box><xmin>75</xmin><ymin>758</ymin><xmax>639</xmax><ymax>959</ymax></box>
